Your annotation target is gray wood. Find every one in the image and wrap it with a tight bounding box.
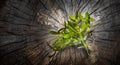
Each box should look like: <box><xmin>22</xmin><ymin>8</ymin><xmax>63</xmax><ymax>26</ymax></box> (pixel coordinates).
<box><xmin>0</xmin><ymin>0</ymin><xmax>120</xmax><ymax>65</ymax></box>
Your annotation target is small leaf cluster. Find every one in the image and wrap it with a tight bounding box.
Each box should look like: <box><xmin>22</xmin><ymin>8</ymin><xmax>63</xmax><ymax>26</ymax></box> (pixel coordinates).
<box><xmin>50</xmin><ymin>12</ymin><xmax>94</xmax><ymax>51</ymax></box>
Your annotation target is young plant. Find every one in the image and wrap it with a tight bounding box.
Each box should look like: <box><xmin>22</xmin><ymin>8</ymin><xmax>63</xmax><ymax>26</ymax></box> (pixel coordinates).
<box><xmin>50</xmin><ymin>12</ymin><xmax>94</xmax><ymax>52</ymax></box>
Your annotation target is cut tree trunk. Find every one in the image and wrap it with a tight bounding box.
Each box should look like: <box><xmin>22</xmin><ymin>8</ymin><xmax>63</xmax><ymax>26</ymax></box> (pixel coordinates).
<box><xmin>0</xmin><ymin>0</ymin><xmax>120</xmax><ymax>65</ymax></box>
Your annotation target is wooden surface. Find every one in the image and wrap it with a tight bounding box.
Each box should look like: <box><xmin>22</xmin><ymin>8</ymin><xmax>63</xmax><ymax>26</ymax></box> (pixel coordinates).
<box><xmin>0</xmin><ymin>0</ymin><xmax>120</xmax><ymax>65</ymax></box>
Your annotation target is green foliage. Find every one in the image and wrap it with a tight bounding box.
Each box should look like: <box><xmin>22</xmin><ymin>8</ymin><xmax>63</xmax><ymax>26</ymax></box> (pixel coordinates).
<box><xmin>50</xmin><ymin>12</ymin><xmax>94</xmax><ymax>51</ymax></box>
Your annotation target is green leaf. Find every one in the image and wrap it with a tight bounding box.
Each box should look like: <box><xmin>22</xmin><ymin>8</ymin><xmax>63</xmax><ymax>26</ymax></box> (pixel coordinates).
<box><xmin>64</xmin><ymin>21</ymin><xmax>67</xmax><ymax>28</ymax></box>
<box><xmin>68</xmin><ymin>21</ymin><xmax>74</xmax><ymax>27</ymax></box>
<box><xmin>58</xmin><ymin>28</ymin><xmax>65</xmax><ymax>33</ymax></box>
<box><xmin>63</xmin><ymin>34</ymin><xmax>71</xmax><ymax>39</ymax></box>
<box><xmin>64</xmin><ymin>39</ymin><xmax>71</xmax><ymax>45</ymax></box>
<box><xmin>87</xmin><ymin>27</ymin><xmax>91</xmax><ymax>33</ymax></box>
<box><xmin>50</xmin><ymin>31</ymin><xmax>59</xmax><ymax>34</ymax></box>
<box><xmin>69</xmin><ymin>15</ymin><xmax>76</xmax><ymax>21</ymax></box>
<box><xmin>74</xmin><ymin>39</ymin><xmax>79</xmax><ymax>43</ymax></box>
<box><xmin>75</xmin><ymin>26</ymin><xmax>79</xmax><ymax>30</ymax></box>
<box><xmin>52</xmin><ymin>39</ymin><xmax>59</xmax><ymax>47</ymax></box>
<box><xmin>85</xmin><ymin>12</ymin><xmax>90</xmax><ymax>23</ymax></box>
<box><xmin>90</xmin><ymin>18</ymin><xmax>95</xmax><ymax>22</ymax></box>
<box><xmin>68</xmin><ymin>24</ymin><xmax>76</xmax><ymax>33</ymax></box>
<box><xmin>78</xmin><ymin>12</ymin><xmax>84</xmax><ymax>22</ymax></box>
<box><xmin>80</xmin><ymin>35</ymin><xmax>88</xmax><ymax>49</ymax></box>
<box><xmin>76</xmin><ymin>16</ymin><xmax>81</xmax><ymax>23</ymax></box>
<box><xmin>81</xmin><ymin>23</ymin><xmax>87</xmax><ymax>32</ymax></box>
<box><xmin>75</xmin><ymin>11</ymin><xmax>79</xmax><ymax>18</ymax></box>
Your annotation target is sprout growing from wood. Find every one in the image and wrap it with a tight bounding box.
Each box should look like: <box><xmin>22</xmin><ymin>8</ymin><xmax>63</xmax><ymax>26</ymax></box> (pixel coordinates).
<box><xmin>50</xmin><ymin>12</ymin><xmax>94</xmax><ymax>53</ymax></box>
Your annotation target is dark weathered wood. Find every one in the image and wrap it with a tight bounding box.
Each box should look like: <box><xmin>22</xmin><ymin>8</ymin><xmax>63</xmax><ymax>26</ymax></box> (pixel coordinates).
<box><xmin>0</xmin><ymin>0</ymin><xmax>120</xmax><ymax>65</ymax></box>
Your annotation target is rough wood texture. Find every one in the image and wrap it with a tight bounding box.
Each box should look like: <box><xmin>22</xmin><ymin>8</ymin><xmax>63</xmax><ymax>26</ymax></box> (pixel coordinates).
<box><xmin>0</xmin><ymin>0</ymin><xmax>120</xmax><ymax>65</ymax></box>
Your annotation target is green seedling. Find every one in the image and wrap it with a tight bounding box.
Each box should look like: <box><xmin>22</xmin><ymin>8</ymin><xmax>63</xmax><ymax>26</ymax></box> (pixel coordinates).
<box><xmin>50</xmin><ymin>12</ymin><xmax>95</xmax><ymax>53</ymax></box>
